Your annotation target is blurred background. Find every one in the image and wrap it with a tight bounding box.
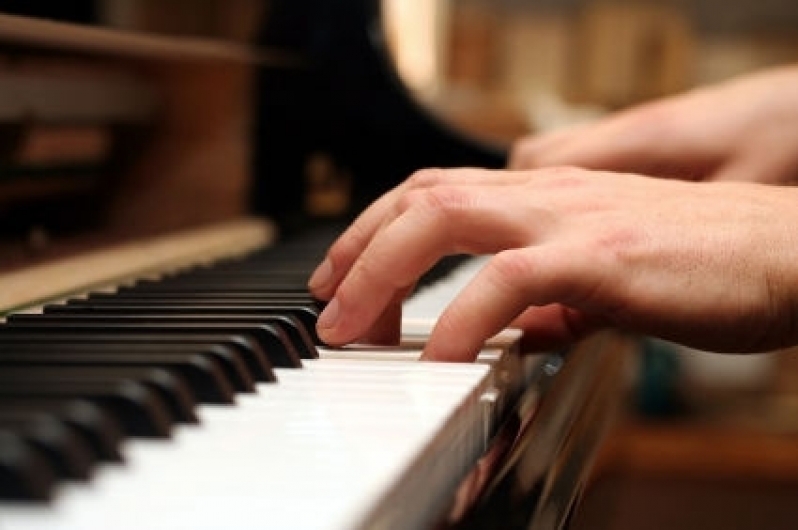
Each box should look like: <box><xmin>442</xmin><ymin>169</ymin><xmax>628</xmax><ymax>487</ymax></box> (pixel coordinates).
<box><xmin>7</xmin><ymin>0</ymin><xmax>798</xmax><ymax>141</ymax></box>
<box><xmin>383</xmin><ymin>0</ymin><xmax>798</xmax><ymax>143</ymax></box>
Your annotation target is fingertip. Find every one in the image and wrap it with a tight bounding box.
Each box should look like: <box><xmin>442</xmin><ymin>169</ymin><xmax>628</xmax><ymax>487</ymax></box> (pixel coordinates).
<box><xmin>421</xmin><ymin>336</ymin><xmax>480</xmax><ymax>363</ymax></box>
<box><xmin>316</xmin><ymin>297</ymin><xmax>345</xmax><ymax>345</ymax></box>
<box><xmin>308</xmin><ymin>258</ymin><xmax>334</xmax><ymax>298</ymax></box>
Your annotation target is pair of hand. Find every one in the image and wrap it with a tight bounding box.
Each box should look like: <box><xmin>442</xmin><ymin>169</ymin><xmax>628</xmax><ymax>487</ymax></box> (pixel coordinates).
<box><xmin>309</xmin><ymin>66</ymin><xmax>798</xmax><ymax>361</ymax></box>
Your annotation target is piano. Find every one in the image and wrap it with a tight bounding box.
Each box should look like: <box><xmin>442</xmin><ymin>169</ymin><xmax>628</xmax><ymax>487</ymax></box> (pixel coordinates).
<box><xmin>0</xmin><ymin>2</ymin><xmax>631</xmax><ymax>529</ymax></box>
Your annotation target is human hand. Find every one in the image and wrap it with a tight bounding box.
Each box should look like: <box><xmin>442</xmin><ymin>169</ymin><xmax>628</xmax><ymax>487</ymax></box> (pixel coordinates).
<box><xmin>511</xmin><ymin>66</ymin><xmax>798</xmax><ymax>185</ymax></box>
<box><xmin>308</xmin><ymin>167</ymin><xmax>798</xmax><ymax>361</ymax></box>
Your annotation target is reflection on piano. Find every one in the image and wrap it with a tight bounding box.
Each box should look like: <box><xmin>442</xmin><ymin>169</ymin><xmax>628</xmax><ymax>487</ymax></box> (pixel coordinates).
<box><xmin>0</xmin><ymin>2</ymin><xmax>631</xmax><ymax>529</ymax></box>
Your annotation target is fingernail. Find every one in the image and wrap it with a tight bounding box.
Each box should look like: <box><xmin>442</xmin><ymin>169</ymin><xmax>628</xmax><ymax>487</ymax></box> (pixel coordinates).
<box><xmin>308</xmin><ymin>258</ymin><xmax>333</xmax><ymax>291</ymax></box>
<box><xmin>316</xmin><ymin>297</ymin><xmax>340</xmax><ymax>330</ymax></box>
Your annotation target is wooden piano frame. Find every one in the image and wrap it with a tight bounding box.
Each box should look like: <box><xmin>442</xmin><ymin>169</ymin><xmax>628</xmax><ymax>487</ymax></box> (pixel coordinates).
<box><xmin>0</xmin><ymin>9</ymin><xmax>277</xmax><ymax>313</ymax></box>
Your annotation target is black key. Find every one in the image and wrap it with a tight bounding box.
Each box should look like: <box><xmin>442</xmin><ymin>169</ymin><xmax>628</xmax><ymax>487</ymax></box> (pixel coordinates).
<box><xmin>0</xmin><ymin>398</ymin><xmax>122</xmax><ymax>462</ymax></box>
<box><xmin>140</xmin><ymin>272</ymin><xmax>312</xmax><ymax>284</ymax></box>
<box><xmin>101</xmin><ymin>343</ymin><xmax>255</xmax><ymax>393</ymax></box>
<box><xmin>0</xmin><ymin>348</ymin><xmax>235</xmax><ymax>408</ymax></box>
<box><xmin>1</xmin><ymin>340</ymin><xmax>252</xmax><ymax>395</ymax></box>
<box><xmin>86</xmin><ymin>292</ymin><xmax>319</xmax><ymax>303</ymax></box>
<box><xmin>2</xmin><ymin>320</ymin><xmax>302</xmax><ymax>368</ymax></box>
<box><xmin>0</xmin><ymin>413</ymin><xmax>94</xmax><ymax>481</ymax></box>
<box><xmin>42</xmin><ymin>305</ymin><xmax>320</xmax><ymax>355</ymax></box>
<box><xmin>0</xmin><ymin>368</ymin><xmax>174</xmax><ymax>437</ymax></box>
<box><xmin>0</xmin><ymin>331</ymin><xmax>276</xmax><ymax>383</ymax></box>
<box><xmin>0</xmin><ymin>430</ymin><xmax>55</xmax><ymax>501</ymax></box>
<box><xmin>162</xmin><ymin>270</ymin><xmax>316</xmax><ymax>282</ymax></box>
<box><xmin>118</xmin><ymin>283</ymin><xmax>310</xmax><ymax>294</ymax></box>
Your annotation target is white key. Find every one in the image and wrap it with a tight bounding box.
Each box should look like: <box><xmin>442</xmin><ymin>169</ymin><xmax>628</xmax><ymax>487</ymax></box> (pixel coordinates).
<box><xmin>0</xmin><ymin>357</ymin><xmax>492</xmax><ymax>530</ymax></box>
<box><xmin>0</xmin><ymin>255</ymin><xmax>533</xmax><ymax>530</ymax></box>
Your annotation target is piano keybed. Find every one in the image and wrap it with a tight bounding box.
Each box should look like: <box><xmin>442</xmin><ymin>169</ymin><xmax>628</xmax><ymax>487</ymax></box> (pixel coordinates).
<box><xmin>0</xmin><ymin>222</ymin><xmax>561</xmax><ymax>530</ymax></box>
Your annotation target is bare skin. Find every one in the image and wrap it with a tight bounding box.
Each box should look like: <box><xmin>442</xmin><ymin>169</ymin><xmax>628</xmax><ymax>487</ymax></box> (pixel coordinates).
<box><xmin>308</xmin><ymin>66</ymin><xmax>798</xmax><ymax>362</ymax></box>
<box><xmin>510</xmin><ymin>66</ymin><xmax>798</xmax><ymax>185</ymax></box>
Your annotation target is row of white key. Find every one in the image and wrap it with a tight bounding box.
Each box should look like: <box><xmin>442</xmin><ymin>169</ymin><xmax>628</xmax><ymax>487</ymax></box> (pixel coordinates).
<box><xmin>0</xmin><ymin>357</ymin><xmax>493</xmax><ymax>530</ymax></box>
<box><xmin>0</xmin><ymin>255</ymin><xmax>529</xmax><ymax>530</ymax></box>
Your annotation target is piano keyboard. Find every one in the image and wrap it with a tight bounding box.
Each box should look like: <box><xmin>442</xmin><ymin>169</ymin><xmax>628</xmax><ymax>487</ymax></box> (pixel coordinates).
<box><xmin>0</xmin><ymin>224</ymin><xmax>546</xmax><ymax>530</ymax></box>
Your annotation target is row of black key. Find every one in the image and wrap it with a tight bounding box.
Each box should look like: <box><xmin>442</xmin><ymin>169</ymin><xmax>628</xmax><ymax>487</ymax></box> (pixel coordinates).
<box><xmin>0</xmin><ymin>228</ymin><xmax>340</xmax><ymax>502</ymax></box>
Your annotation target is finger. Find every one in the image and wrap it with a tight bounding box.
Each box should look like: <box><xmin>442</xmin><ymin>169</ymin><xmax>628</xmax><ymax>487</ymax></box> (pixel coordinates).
<box><xmin>513</xmin><ymin>104</ymin><xmax>719</xmax><ymax>180</ymax></box>
<box><xmin>316</xmin><ymin>184</ymin><xmax>536</xmax><ymax>346</ymax></box>
<box><xmin>713</xmin><ymin>143</ymin><xmax>798</xmax><ymax>185</ymax></box>
<box><xmin>308</xmin><ymin>188</ymin><xmax>402</xmax><ymax>300</ymax></box>
<box><xmin>357</xmin><ymin>287</ymin><xmax>412</xmax><ymax>346</ymax></box>
<box><xmin>536</xmin><ymin>116</ymin><xmax>657</xmax><ymax>169</ymax></box>
<box><xmin>422</xmin><ymin>246</ymin><xmax>602</xmax><ymax>362</ymax></box>
<box><xmin>509</xmin><ymin>304</ymin><xmax>606</xmax><ymax>352</ymax></box>
<box><xmin>509</xmin><ymin>125</ymin><xmax>589</xmax><ymax>170</ymax></box>
<box><xmin>308</xmin><ymin>168</ymin><xmax>527</xmax><ymax>300</ymax></box>
<box><xmin>316</xmin><ymin>204</ymin><xmax>448</xmax><ymax>346</ymax></box>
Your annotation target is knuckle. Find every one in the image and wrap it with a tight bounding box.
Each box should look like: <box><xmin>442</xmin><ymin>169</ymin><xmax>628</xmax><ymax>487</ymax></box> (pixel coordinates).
<box><xmin>352</xmin><ymin>251</ymin><xmax>404</xmax><ymax>291</ymax></box>
<box><xmin>539</xmin><ymin>166</ymin><xmax>591</xmax><ymax>188</ymax></box>
<box><xmin>434</xmin><ymin>306</ymin><xmax>464</xmax><ymax>337</ymax></box>
<box><xmin>589</xmin><ymin>218</ymin><xmax>646</xmax><ymax>265</ymax></box>
<box><xmin>396</xmin><ymin>186</ymin><xmax>470</xmax><ymax>219</ymax></box>
<box><xmin>352</xmin><ymin>252</ymin><xmax>382</xmax><ymax>284</ymax></box>
<box><xmin>406</xmin><ymin>167</ymin><xmax>446</xmax><ymax>189</ymax></box>
<box><xmin>486</xmin><ymin>250</ymin><xmax>536</xmax><ymax>290</ymax></box>
<box><xmin>328</xmin><ymin>222</ymin><xmax>368</xmax><ymax>264</ymax></box>
<box><xmin>325</xmin><ymin>241</ymin><xmax>347</xmax><ymax>266</ymax></box>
